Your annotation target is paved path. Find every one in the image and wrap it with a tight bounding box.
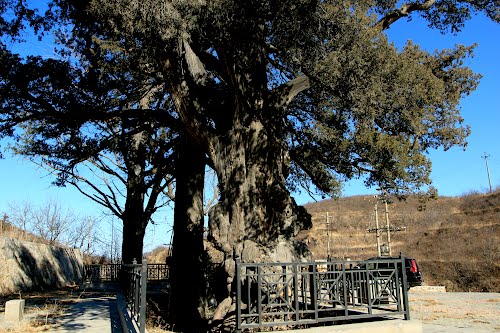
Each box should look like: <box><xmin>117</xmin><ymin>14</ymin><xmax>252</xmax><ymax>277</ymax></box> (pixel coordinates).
<box><xmin>51</xmin><ymin>296</ymin><xmax>121</xmax><ymax>333</ymax></box>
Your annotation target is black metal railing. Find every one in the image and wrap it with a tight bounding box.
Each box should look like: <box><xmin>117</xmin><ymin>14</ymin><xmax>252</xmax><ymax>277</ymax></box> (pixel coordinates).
<box><xmin>147</xmin><ymin>263</ymin><xmax>170</xmax><ymax>281</ymax></box>
<box><xmin>235</xmin><ymin>255</ymin><xmax>410</xmax><ymax>332</ymax></box>
<box><xmin>84</xmin><ymin>263</ymin><xmax>169</xmax><ymax>283</ymax></box>
<box><xmin>122</xmin><ymin>260</ymin><xmax>148</xmax><ymax>333</ymax></box>
<box><xmin>84</xmin><ymin>263</ymin><xmax>122</xmax><ymax>282</ymax></box>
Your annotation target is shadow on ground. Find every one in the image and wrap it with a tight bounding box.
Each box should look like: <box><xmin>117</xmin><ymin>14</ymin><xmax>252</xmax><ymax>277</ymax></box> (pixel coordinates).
<box><xmin>44</xmin><ymin>296</ymin><xmax>120</xmax><ymax>333</ymax></box>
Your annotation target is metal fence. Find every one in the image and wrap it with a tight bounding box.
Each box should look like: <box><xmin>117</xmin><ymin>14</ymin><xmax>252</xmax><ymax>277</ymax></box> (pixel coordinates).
<box><xmin>82</xmin><ymin>262</ymin><xmax>169</xmax><ymax>333</ymax></box>
<box><xmin>147</xmin><ymin>263</ymin><xmax>170</xmax><ymax>281</ymax></box>
<box><xmin>235</xmin><ymin>256</ymin><xmax>410</xmax><ymax>332</ymax></box>
<box><xmin>84</xmin><ymin>263</ymin><xmax>169</xmax><ymax>283</ymax></box>
<box><xmin>84</xmin><ymin>263</ymin><xmax>122</xmax><ymax>282</ymax></box>
<box><xmin>122</xmin><ymin>260</ymin><xmax>148</xmax><ymax>333</ymax></box>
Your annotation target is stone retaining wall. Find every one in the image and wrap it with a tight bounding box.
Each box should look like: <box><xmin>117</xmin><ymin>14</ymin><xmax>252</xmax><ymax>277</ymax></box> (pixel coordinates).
<box><xmin>0</xmin><ymin>237</ymin><xmax>83</xmax><ymax>295</ymax></box>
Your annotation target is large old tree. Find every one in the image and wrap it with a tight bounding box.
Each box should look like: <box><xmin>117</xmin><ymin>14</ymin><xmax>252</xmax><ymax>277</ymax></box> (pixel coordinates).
<box><xmin>1</xmin><ymin>0</ymin><xmax>498</xmax><ymax>331</ymax></box>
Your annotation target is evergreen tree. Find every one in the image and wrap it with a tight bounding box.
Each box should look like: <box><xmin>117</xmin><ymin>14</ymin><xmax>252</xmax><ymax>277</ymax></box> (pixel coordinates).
<box><xmin>1</xmin><ymin>0</ymin><xmax>497</xmax><ymax>330</ymax></box>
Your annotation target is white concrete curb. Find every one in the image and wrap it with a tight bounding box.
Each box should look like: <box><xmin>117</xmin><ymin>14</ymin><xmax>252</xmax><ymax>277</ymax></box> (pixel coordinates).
<box><xmin>262</xmin><ymin>319</ymin><xmax>423</xmax><ymax>333</ymax></box>
<box><xmin>116</xmin><ymin>293</ymin><xmax>148</xmax><ymax>333</ymax></box>
<box><xmin>410</xmin><ymin>285</ymin><xmax>446</xmax><ymax>293</ymax></box>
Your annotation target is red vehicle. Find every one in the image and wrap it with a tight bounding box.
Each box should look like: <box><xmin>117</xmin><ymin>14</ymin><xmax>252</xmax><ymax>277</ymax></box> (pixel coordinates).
<box><xmin>356</xmin><ymin>256</ymin><xmax>424</xmax><ymax>289</ymax></box>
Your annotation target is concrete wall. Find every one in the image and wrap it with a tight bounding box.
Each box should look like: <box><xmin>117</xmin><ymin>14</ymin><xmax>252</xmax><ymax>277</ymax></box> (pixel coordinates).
<box><xmin>0</xmin><ymin>237</ymin><xmax>83</xmax><ymax>295</ymax></box>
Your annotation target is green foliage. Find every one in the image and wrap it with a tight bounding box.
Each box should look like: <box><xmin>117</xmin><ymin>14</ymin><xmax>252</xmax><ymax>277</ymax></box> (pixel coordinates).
<box><xmin>1</xmin><ymin>0</ymin><xmax>497</xmax><ymax>198</ymax></box>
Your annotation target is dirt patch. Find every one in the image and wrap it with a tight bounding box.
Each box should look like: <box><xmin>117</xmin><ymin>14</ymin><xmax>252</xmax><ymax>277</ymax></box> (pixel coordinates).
<box><xmin>0</xmin><ymin>287</ymin><xmax>114</xmax><ymax>332</ymax></box>
<box><xmin>409</xmin><ymin>291</ymin><xmax>500</xmax><ymax>332</ymax></box>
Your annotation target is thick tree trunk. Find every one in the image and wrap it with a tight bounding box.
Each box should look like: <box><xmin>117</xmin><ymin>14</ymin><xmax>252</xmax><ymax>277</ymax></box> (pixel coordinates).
<box><xmin>120</xmin><ymin>125</ymin><xmax>149</xmax><ymax>264</ymax></box>
<box><xmin>207</xmin><ymin>118</ymin><xmax>311</xmax><ymax>323</ymax></box>
<box><xmin>121</xmin><ymin>188</ymin><xmax>148</xmax><ymax>264</ymax></box>
<box><xmin>170</xmin><ymin>135</ymin><xmax>207</xmax><ymax>332</ymax></box>
<box><xmin>121</xmin><ymin>217</ymin><xmax>146</xmax><ymax>264</ymax></box>
<box><xmin>164</xmin><ymin>38</ymin><xmax>311</xmax><ymax>328</ymax></box>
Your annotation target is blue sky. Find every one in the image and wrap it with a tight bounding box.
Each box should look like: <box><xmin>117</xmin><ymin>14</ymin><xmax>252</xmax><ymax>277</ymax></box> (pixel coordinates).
<box><xmin>393</xmin><ymin>14</ymin><xmax>500</xmax><ymax>195</ymax></box>
<box><xmin>0</xmin><ymin>11</ymin><xmax>498</xmax><ymax>253</ymax></box>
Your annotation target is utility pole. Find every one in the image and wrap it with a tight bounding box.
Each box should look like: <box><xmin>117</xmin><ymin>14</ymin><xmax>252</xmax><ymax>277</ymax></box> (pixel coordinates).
<box><xmin>367</xmin><ymin>196</ymin><xmax>383</xmax><ymax>256</ymax></box>
<box><xmin>368</xmin><ymin>192</ymin><xmax>406</xmax><ymax>256</ymax></box>
<box><xmin>318</xmin><ymin>212</ymin><xmax>333</xmax><ymax>259</ymax></box>
<box><xmin>482</xmin><ymin>153</ymin><xmax>493</xmax><ymax>193</ymax></box>
<box><xmin>326</xmin><ymin>212</ymin><xmax>331</xmax><ymax>259</ymax></box>
<box><xmin>374</xmin><ymin>201</ymin><xmax>381</xmax><ymax>256</ymax></box>
<box><xmin>383</xmin><ymin>195</ymin><xmax>392</xmax><ymax>256</ymax></box>
<box><xmin>87</xmin><ymin>220</ymin><xmax>92</xmax><ymax>256</ymax></box>
<box><xmin>378</xmin><ymin>188</ymin><xmax>393</xmax><ymax>256</ymax></box>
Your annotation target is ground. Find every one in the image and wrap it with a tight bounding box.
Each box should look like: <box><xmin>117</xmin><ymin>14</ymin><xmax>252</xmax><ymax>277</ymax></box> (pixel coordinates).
<box><xmin>0</xmin><ymin>289</ymin><xmax>498</xmax><ymax>332</ymax></box>
<box><xmin>409</xmin><ymin>291</ymin><xmax>500</xmax><ymax>332</ymax></box>
<box><xmin>0</xmin><ymin>288</ymin><xmax>116</xmax><ymax>333</ymax></box>
<box><xmin>0</xmin><ymin>287</ymin><xmax>80</xmax><ymax>332</ymax></box>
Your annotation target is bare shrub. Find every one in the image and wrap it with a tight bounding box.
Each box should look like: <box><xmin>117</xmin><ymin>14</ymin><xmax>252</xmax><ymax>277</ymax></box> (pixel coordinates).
<box><xmin>6</xmin><ymin>200</ymin><xmax>102</xmax><ymax>250</ymax></box>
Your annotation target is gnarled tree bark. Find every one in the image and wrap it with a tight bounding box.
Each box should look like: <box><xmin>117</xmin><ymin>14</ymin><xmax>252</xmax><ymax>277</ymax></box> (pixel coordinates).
<box><xmin>206</xmin><ymin>108</ymin><xmax>311</xmax><ymax>323</ymax></box>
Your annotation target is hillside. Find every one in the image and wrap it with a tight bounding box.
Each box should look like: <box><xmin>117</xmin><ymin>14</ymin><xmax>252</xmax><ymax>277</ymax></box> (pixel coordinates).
<box><xmin>299</xmin><ymin>190</ymin><xmax>500</xmax><ymax>292</ymax></box>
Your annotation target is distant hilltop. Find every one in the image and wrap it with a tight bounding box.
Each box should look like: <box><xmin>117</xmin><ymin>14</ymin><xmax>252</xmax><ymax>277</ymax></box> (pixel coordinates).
<box><xmin>298</xmin><ymin>189</ymin><xmax>500</xmax><ymax>292</ymax></box>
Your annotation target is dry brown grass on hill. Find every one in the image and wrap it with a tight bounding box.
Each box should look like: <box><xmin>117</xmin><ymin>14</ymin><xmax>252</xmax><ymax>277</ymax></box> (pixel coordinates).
<box><xmin>300</xmin><ymin>190</ymin><xmax>500</xmax><ymax>292</ymax></box>
<box><xmin>0</xmin><ymin>222</ymin><xmax>50</xmax><ymax>245</ymax></box>
<box><xmin>145</xmin><ymin>246</ymin><xmax>171</xmax><ymax>263</ymax></box>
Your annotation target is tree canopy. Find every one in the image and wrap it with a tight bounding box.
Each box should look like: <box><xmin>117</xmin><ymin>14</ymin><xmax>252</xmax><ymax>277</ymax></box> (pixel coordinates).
<box><xmin>1</xmin><ymin>0</ymin><xmax>494</xmax><ymax>198</ymax></box>
<box><xmin>53</xmin><ymin>0</ymin><xmax>487</xmax><ymax>196</ymax></box>
<box><xmin>1</xmin><ymin>0</ymin><xmax>498</xmax><ymax>330</ymax></box>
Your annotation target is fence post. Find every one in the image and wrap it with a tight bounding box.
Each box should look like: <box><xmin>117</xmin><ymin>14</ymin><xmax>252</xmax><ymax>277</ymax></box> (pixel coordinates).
<box><xmin>309</xmin><ymin>263</ymin><xmax>318</xmax><ymax>321</ymax></box>
<box><xmin>400</xmin><ymin>254</ymin><xmax>410</xmax><ymax>320</ymax></box>
<box><xmin>293</xmin><ymin>264</ymin><xmax>299</xmax><ymax>324</ymax></box>
<box><xmin>139</xmin><ymin>260</ymin><xmax>147</xmax><ymax>333</ymax></box>
<box><xmin>341</xmin><ymin>262</ymin><xmax>348</xmax><ymax>317</ymax></box>
<box><xmin>365</xmin><ymin>262</ymin><xmax>372</xmax><ymax>314</ymax></box>
<box><xmin>235</xmin><ymin>256</ymin><xmax>242</xmax><ymax>333</ymax></box>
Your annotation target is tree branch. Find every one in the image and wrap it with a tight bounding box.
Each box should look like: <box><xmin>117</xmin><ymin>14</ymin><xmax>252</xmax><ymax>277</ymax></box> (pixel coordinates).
<box><xmin>165</xmin><ymin>182</ymin><xmax>175</xmax><ymax>201</ymax></box>
<box><xmin>144</xmin><ymin>175</ymin><xmax>174</xmax><ymax>218</ymax></box>
<box><xmin>270</xmin><ymin>75</ymin><xmax>311</xmax><ymax>109</ymax></box>
<box><xmin>375</xmin><ymin>0</ymin><xmax>437</xmax><ymax>31</ymax></box>
<box><xmin>163</xmin><ymin>46</ymin><xmax>217</xmax><ymax>155</ymax></box>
